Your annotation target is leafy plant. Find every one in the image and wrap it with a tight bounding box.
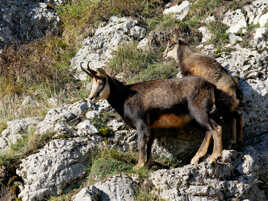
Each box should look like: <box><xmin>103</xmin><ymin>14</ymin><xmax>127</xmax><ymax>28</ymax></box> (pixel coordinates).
<box><xmin>108</xmin><ymin>42</ymin><xmax>159</xmax><ymax>80</ymax></box>
<box><xmin>130</xmin><ymin>62</ymin><xmax>178</xmax><ymax>83</ymax></box>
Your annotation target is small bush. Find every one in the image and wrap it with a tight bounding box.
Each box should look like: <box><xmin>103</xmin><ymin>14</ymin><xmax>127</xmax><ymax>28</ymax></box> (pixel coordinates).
<box><xmin>108</xmin><ymin>42</ymin><xmax>159</xmax><ymax>80</ymax></box>
<box><xmin>130</xmin><ymin>63</ymin><xmax>178</xmax><ymax>83</ymax></box>
<box><xmin>87</xmin><ymin>149</ymin><xmax>136</xmax><ymax>184</ymax></box>
<box><xmin>207</xmin><ymin>21</ymin><xmax>229</xmax><ymax>49</ymax></box>
<box><xmin>148</xmin><ymin>14</ymin><xmax>181</xmax><ymax>31</ymax></box>
<box><xmin>188</xmin><ymin>0</ymin><xmax>222</xmax><ymax>18</ymax></box>
<box><xmin>90</xmin><ymin>157</ymin><xmax>132</xmax><ymax>180</ymax></box>
<box><xmin>0</xmin><ymin>129</ymin><xmax>54</xmax><ymax>166</ymax></box>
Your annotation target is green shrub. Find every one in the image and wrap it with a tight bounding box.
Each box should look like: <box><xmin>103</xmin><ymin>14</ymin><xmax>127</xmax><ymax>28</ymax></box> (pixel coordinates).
<box><xmin>130</xmin><ymin>63</ymin><xmax>178</xmax><ymax>83</ymax></box>
<box><xmin>108</xmin><ymin>42</ymin><xmax>159</xmax><ymax>79</ymax></box>
<box><xmin>90</xmin><ymin>157</ymin><xmax>132</xmax><ymax>180</ymax></box>
<box><xmin>87</xmin><ymin>149</ymin><xmax>136</xmax><ymax>183</ymax></box>
<box><xmin>207</xmin><ymin>21</ymin><xmax>229</xmax><ymax>49</ymax></box>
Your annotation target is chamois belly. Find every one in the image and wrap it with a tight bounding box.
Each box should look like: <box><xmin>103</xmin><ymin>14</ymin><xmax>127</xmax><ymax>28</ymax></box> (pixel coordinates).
<box><xmin>151</xmin><ymin>114</ymin><xmax>192</xmax><ymax>128</ymax></box>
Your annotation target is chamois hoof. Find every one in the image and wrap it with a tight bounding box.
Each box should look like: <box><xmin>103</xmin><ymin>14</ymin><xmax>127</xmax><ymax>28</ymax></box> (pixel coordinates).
<box><xmin>207</xmin><ymin>153</ymin><xmax>221</xmax><ymax>164</ymax></box>
<box><xmin>190</xmin><ymin>156</ymin><xmax>200</xmax><ymax>165</ymax></box>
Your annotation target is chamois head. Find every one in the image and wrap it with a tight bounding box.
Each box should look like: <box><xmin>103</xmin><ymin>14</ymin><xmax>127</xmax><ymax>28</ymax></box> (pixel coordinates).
<box><xmin>163</xmin><ymin>29</ymin><xmax>187</xmax><ymax>61</ymax></box>
<box><xmin>80</xmin><ymin>62</ymin><xmax>110</xmax><ymax>102</ymax></box>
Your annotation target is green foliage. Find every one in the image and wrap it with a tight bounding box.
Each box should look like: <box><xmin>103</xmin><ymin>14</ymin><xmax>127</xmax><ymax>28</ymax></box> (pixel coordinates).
<box><xmin>90</xmin><ymin>157</ymin><xmax>132</xmax><ymax>180</ymax></box>
<box><xmin>108</xmin><ymin>42</ymin><xmax>159</xmax><ymax>79</ymax></box>
<box><xmin>207</xmin><ymin>21</ymin><xmax>229</xmax><ymax>49</ymax></box>
<box><xmin>130</xmin><ymin>63</ymin><xmax>178</xmax><ymax>83</ymax></box>
<box><xmin>0</xmin><ymin>129</ymin><xmax>54</xmax><ymax>166</ymax></box>
<box><xmin>148</xmin><ymin>14</ymin><xmax>181</xmax><ymax>31</ymax></box>
<box><xmin>188</xmin><ymin>0</ymin><xmax>222</xmax><ymax>18</ymax></box>
<box><xmin>87</xmin><ymin>149</ymin><xmax>136</xmax><ymax>183</ymax></box>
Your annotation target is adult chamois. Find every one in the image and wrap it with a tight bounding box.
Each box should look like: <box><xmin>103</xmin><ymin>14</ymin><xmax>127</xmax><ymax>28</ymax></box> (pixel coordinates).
<box><xmin>163</xmin><ymin>31</ymin><xmax>243</xmax><ymax>147</ymax></box>
<box><xmin>80</xmin><ymin>62</ymin><xmax>235</xmax><ymax>169</ymax></box>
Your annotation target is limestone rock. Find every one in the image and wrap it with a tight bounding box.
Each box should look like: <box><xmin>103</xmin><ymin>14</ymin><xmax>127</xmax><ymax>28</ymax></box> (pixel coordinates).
<box><xmin>215</xmin><ymin>45</ymin><xmax>268</xmax><ymax>138</ymax></box>
<box><xmin>35</xmin><ymin>100</ymin><xmax>89</xmax><ymax>135</ymax></box>
<box><xmin>0</xmin><ymin>0</ymin><xmax>61</xmax><ymax>49</ymax></box>
<box><xmin>0</xmin><ymin>118</ymin><xmax>40</xmax><ymax>153</ymax></box>
<box><xmin>73</xmin><ymin>174</ymin><xmax>136</xmax><ymax>201</ymax></box>
<box><xmin>163</xmin><ymin>1</ymin><xmax>191</xmax><ymax>20</ymax></box>
<box><xmin>244</xmin><ymin>0</ymin><xmax>268</xmax><ymax>25</ymax></box>
<box><xmin>76</xmin><ymin>120</ymin><xmax>98</xmax><ymax>137</ymax></box>
<box><xmin>223</xmin><ymin>9</ymin><xmax>247</xmax><ymax>34</ymax></box>
<box><xmin>71</xmin><ymin>16</ymin><xmax>146</xmax><ymax>80</ymax></box>
<box><xmin>17</xmin><ymin>138</ymin><xmax>96</xmax><ymax>201</ymax></box>
<box><xmin>149</xmin><ymin>149</ymin><xmax>267</xmax><ymax>201</ymax></box>
<box><xmin>198</xmin><ymin>26</ymin><xmax>212</xmax><ymax>43</ymax></box>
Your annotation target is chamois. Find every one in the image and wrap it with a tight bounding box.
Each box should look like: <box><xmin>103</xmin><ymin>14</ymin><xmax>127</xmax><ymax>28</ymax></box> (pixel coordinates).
<box><xmin>80</xmin><ymin>62</ymin><xmax>235</xmax><ymax>168</ymax></box>
<box><xmin>163</xmin><ymin>32</ymin><xmax>243</xmax><ymax>147</ymax></box>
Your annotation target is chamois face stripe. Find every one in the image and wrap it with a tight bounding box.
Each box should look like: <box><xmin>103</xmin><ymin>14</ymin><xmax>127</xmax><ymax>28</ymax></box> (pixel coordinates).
<box><xmin>89</xmin><ymin>77</ymin><xmax>110</xmax><ymax>102</ymax></box>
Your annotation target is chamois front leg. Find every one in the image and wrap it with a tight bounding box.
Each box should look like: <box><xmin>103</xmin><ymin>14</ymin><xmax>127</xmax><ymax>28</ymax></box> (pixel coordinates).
<box><xmin>134</xmin><ymin>120</ymin><xmax>151</xmax><ymax>170</ymax></box>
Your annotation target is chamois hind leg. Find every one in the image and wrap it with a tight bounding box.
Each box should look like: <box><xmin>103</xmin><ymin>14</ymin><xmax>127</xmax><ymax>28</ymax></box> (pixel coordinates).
<box><xmin>134</xmin><ymin>119</ymin><xmax>151</xmax><ymax>169</ymax></box>
<box><xmin>188</xmin><ymin>99</ymin><xmax>222</xmax><ymax>164</ymax></box>
<box><xmin>207</xmin><ymin>120</ymin><xmax>222</xmax><ymax>163</ymax></box>
<box><xmin>233</xmin><ymin>111</ymin><xmax>243</xmax><ymax>147</ymax></box>
<box><xmin>191</xmin><ymin>130</ymin><xmax>212</xmax><ymax>164</ymax></box>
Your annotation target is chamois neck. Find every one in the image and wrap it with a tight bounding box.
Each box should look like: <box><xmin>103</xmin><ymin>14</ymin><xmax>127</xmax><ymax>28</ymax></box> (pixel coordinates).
<box><xmin>177</xmin><ymin>44</ymin><xmax>194</xmax><ymax>64</ymax></box>
<box><xmin>107</xmin><ymin>77</ymin><xmax>128</xmax><ymax>116</ymax></box>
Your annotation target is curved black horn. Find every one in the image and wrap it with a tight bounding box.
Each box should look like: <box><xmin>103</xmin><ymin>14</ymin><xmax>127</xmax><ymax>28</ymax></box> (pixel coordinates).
<box><xmin>80</xmin><ymin>62</ymin><xmax>97</xmax><ymax>77</ymax></box>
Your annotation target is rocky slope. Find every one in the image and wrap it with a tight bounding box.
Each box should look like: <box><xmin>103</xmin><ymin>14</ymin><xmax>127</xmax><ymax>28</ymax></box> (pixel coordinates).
<box><xmin>0</xmin><ymin>0</ymin><xmax>268</xmax><ymax>201</ymax></box>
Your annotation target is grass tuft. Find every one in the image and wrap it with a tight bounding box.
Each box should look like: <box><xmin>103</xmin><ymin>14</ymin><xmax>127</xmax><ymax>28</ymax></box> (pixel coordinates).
<box><xmin>130</xmin><ymin>62</ymin><xmax>178</xmax><ymax>83</ymax></box>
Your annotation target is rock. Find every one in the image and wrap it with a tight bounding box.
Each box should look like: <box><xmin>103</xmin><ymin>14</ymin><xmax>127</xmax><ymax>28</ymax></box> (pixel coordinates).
<box><xmin>107</xmin><ymin>119</ymin><xmax>124</xmax><ymax>132</ymax></box>
<box><xmin>258</xmin><ymin>13</ymin><xmax>268</xmax><ymax>27</ymax></box>
<box><xmin>35</xmin><ymin>100</ymin><xmax>89</xmax><ymax>135</ymax></box>
<box><xmin>163</xmin><ymin>1</ymin><xmax>191</xmax><ymax>20</ymax></box>
<box><xmin>17</xmin><ymin>137</ymin><xmax>96</xmax><ymax>201</ymax></box>
<box><xmin>0</xmin><ymin>0</ymin><xmax>61</xmax><ymax>49</ymax></box>
<box><xmin>0</xmin><ymin>118</ymin><xmax>40</xmax><ymax>153</ymax></box>
<box><xmin>76</xmin><ymin>120</ymin><xmax>98</xmax><ymax>137</ymax></box>
<box><xmin>244</xmin><ymin>0</ymin><xmax>268</xmax><ymax>25</ymax></box>
<box><xmin>252</xmin><ymin>27</ymin><xmax>267</xmax><ymax>50</ymax></box>
<box><xmin>71</xmin><ymin>16</ymin><xmax>146</xmax><ymax>80</ymax></box>
<box><xmin>137</xmin><ymin>38</ymin><xmax>149</xmax><ymax>50</ymax></box>
<box><xmin>149</xmin><ymin>149</ymin><xmax>267</xmax><ymax>201</ymax></box>
<box><xmin>223</xmin><ymin>9</ymin><xmax>247</xmax><ymax>34</ymax></box>
<box><xmin>74</xmin><ymin>174</ymin><xmax>136</xmax><ymax>201</ymax></box>
<box><xmin>73</xmin><ymin>186</ymin><xmax>100</xmax><ymax>201</ymax></box>
<box><xmin>198</xmin><ymin>26</ymin><xmax>212</xmax><ymax>43</ymax></box>
<box><xmin>229</xmin><ymin>33</ymin><xmax>242</xmax><ymax>45</ymax></box>
<box><xmin>86</xmin><ymin>110</ymin><xmax>100</xmax><ymax>119</ymax></box>
<box><xmin>215</xmin><ymin>45</ymin><xmax>268</xmax><ymax>138</ymax></box>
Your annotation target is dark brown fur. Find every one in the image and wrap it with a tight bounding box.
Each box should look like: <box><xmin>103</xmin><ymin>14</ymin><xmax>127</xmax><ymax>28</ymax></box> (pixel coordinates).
<box><xmin>82</xmin><ymin>65</ymin><xmax>235</xmax><ymax>168</ymax></box>
<box><xmin>164</xmin><ymin>36</ymin><xmax>243</xmax><ymax>147</ymax></box>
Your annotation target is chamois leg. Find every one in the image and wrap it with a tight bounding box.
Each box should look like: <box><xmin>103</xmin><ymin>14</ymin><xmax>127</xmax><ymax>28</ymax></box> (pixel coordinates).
<box><xmin>207</xmin><ymin>123</ymin><xmax>222</xmax><ymax>163</ymax></box>
<box><xmin>189</xmin><ymin>99</ymin><xmax>222</xmax><ymax>164</ymax></box>
<box><xmin>233</xmin><ymin>111</ymin><xmax>243</xmax><ymax>147</ymax></box>
<box><xmin>191</xmin><ymin>130</ymin><xmax>212</xmax><ymax>164</ymax></box>
<box><xmin>146</xmin><ymin>133</ymin><xmax>155</xmax><ymax>167</ymax></box>
<box><xmin>229</xmin><ymin>117</ymin><xmax>237</xmax><ymax>149</ymax></box>
<box><xmin>235</xmin><ymin>112</ymin><xmax>243</xmax><ymax>146</ymax></box>
<box><xmin>134</xmin><ymin>120</ymin><xmax>151</xmax><ymax>169</ymax></box>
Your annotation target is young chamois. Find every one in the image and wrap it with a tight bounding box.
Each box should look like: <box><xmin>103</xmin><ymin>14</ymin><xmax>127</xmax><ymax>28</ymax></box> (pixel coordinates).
<box><xmin>163</xmin><ymin>32</ymin><xmax>243</xmax><ymax>147</ymax></box>
<box><xmin>80</xmin><ymin>62</ymin><xmax>235</xmax><ymax>169</ymax></box>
